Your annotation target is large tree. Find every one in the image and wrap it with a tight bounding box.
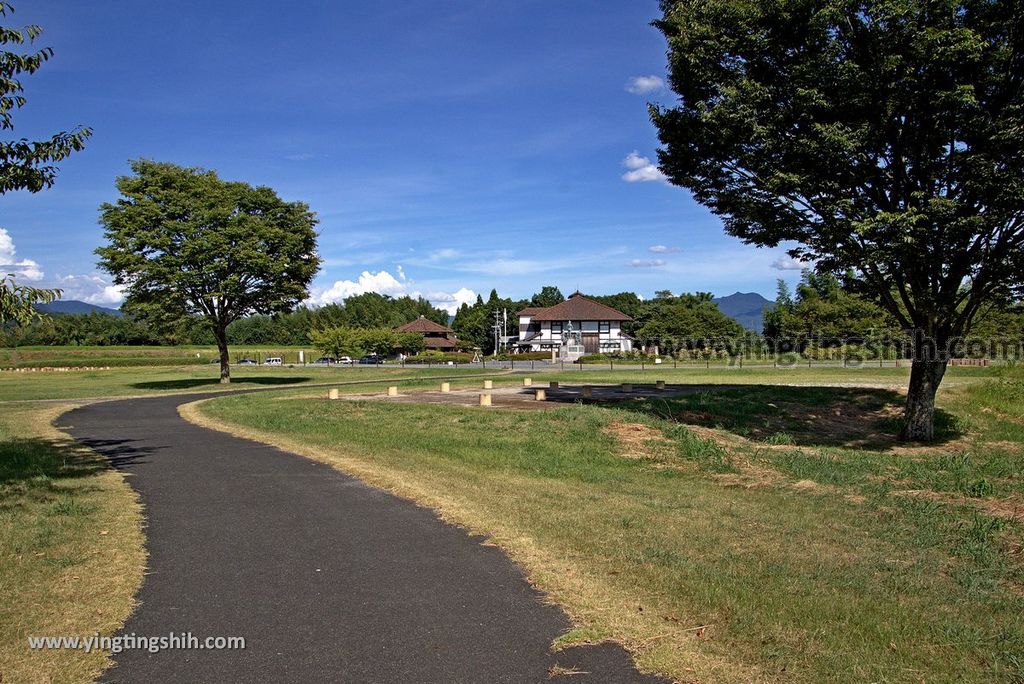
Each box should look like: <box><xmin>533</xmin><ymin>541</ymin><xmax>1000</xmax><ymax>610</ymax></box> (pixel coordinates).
<box><xmin>652</xmin><ymin>0</ymin><xmax>1024</xmax><ymax>440</ymax></box>
<box><xmin>97</xmin><ymin>160</ymin><xmax>321</xmax><ymax>383</ymax></box>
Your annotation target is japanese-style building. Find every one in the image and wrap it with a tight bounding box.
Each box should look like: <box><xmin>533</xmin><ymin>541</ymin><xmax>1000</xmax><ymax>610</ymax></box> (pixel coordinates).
<box><xmin>395</xmin><ymin>316</ymin><xmax>460</xmax><ymax>351</ymax></box>
<box><xmin>515</xmin><ymin>292</ymin><xmax>633</xmax><ymax>356</ymax></box>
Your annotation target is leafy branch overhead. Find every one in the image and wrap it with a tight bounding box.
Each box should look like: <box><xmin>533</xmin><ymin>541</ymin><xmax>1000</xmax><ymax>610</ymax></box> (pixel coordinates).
<box><xmin>0</xmin><ymin>1</ymin><xmax>91</xmax><ymax>194</ymax></box>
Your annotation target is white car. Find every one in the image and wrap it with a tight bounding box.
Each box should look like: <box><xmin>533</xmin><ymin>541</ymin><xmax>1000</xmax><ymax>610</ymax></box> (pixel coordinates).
<box><xmin>264</xmin><ymin>357</ymin><xmax>283</xmax><ymax>366</ymax></box>
<box><xmin>337</xmin><ymin>356</ymin><xmax>353</xmax><ymax>365</ymax></box>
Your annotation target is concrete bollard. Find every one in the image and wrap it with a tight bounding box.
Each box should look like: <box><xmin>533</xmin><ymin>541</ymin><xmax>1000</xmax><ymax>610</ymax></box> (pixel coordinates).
<box><xmin>535</xmin><ymin>388</ymin><xmax>546</xmax><ymax>401</ymax></box>
<box><xmin>483</xmin><ymin>379</ymin><xmax>493</xmax><ymax>389</ymax></box>
<box><xmin>387</xmin><ymin>386</ymin><xmax>399</xmax><ymax>397</ymax></box>
<box><xmin>440</xmin><ymin>382</ymin><xmax>450</xmax><ymax>393</ymax></box>
<box><xmin>549</xmin><ymin>381</ymin><xmax>559</xmax><ymax>389</ymax></box>
<box><xmin>656</xmin><ymin>380</ymin><xmax>666</xmax><ymax>390</ymax></box>
<box><xmin>479</xmin><ymin>393</ymin><xmax>492</xmax><ymax>406</ymax></box>
<box><xmin>621</xmin><ymin>383</ymin><xmax>633</xmax><ymax>393</ymax></box>
<box><xmin>523</xmin><ymin>377</ymin><xmax>532</xmax><ymax>386</ymax></box>
<box><xmin>582</xmin><ymin>385</ymin><xmax>592</xmax><ymax>398</ymax></box>
<box><xmin>328</xmin><ymin>388</ymin><xmax>339</xmax><ymax>400</ymax></box>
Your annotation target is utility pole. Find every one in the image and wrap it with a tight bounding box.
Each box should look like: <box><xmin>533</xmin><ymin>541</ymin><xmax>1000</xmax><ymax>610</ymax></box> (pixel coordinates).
<box><xmin>492</xmin><ymin>307</ymin><xmax>509</xmax><ymax>353</ymax></box>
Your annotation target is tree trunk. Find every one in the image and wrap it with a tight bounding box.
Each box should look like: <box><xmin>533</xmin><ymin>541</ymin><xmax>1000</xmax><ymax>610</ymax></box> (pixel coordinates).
<box><xmin>215</xmin><ymin>327</ymin><xmax>230</xmax><ymax>384</ymax></box>
<box><xmin>902</xmin><ymin>358</ymin><xmax>947</xmax><ymax>441</ymax></box>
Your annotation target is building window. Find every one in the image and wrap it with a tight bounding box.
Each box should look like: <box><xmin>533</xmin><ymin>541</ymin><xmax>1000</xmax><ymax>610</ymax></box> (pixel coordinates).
<box><xmin>599</xmin><ymin>321</ymin><xmax>610</xmax><ymax>333</ymax></box>
<box><xmin>550</xmin><ymin>322</ymin><xmax>563</xmax><ymax>335</ymax></box>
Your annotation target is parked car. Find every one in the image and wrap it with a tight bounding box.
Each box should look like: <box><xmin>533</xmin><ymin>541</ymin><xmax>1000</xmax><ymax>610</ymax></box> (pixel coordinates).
<box><xmin>337</xmin><ymin>356</ymin><xmax>353</xmax><ymax>365</ymax></box>
<box><xmin>264</xmin><ymin>357</ymin><xmax>283</xmax><ymax>366</ymax></box>
<box><xmin>358</xmin><ymin>354</ymin><xmax>382</xmax><ymax>365</ymax></box>
<box><xmin>237</xmin><ymin>358</ymin><xmax>258</xmax><ymax>366</ymax></box>
<box><xmin>313</xmin><ymin>356</ymin><xmax>337</xmax><ymax>365</ymax></box>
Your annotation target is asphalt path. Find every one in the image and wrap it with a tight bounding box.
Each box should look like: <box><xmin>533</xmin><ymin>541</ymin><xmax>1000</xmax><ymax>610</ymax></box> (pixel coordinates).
<box><xmin>60</xmin><ymin>393</ymin><xmax>664</xmax><ymax>683</ymax></box>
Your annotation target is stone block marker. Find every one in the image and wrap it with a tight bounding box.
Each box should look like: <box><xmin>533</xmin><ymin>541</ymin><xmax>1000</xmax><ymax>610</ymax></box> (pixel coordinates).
<box><xmin>479</xmin><ymin>393</ymin><xmax>492</xmax><ymax>407</ymax></box>
<box><xmin>483</xmin><ymin>379</ymin><xmax>493</xmax><ymax>390</ymax></box>
<box><xmin>328</xmin><ymin>388</ymin><xmax>339</xmax><ymax>400</ymax></box>
<box><xmin>387</xmin><ymin>386</ymin><xmax>399</xmax><ymax>397</ymax></box>
<box><xmin>549</xmin><ymin>381</ymin><xmax>559</xmax><ymax>390</ymax></box>
<box><xmin>523</xmin><ymin>377</ymin><xmax>532</xmax><ymax>386</ymax></box>
<box><xmin>621</xmin><ymin>383</ymin><xmax>633</xmax><ymax>393</ymax></box>
<box><xmin>440</xmin><ymin>382</ymin><xmax>450</xmax><ymax>393</ymax></box>
<box><xmin>582</xmin><ymin>386</ymin><xmax>593</xmax><ymax>398</ymax></box>
<box><xmin>535</xmin><ymin>388</ymin><xmax>546</xmax><ymax>401</ymax></box>
<box><xmin>656</xmin><ymin>380</ymin><xmax>666</xmax><ymax>390</ymax></box>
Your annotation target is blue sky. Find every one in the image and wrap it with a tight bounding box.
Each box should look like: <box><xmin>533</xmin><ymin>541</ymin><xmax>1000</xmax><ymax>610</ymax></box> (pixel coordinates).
<box><xmin>0</xmin><ymin>0</ymin><xmax>804</xmax><ymax>313</ymax></box>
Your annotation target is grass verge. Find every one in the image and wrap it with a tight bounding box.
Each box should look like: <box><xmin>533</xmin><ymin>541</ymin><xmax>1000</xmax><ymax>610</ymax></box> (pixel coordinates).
<box><xmin>185</xmin><ymin>368</ymin><xmax>1024</xmax><ymax>683</ymax></box>
<box><xmin>0</xmin><ymin>403</ymin><xmax>145</xmax><ymax>683</ymax></box>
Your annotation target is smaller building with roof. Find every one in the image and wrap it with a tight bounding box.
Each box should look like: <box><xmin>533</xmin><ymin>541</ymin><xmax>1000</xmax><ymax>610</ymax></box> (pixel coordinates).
<box><xmin>395</xmin><ymin>316</ymin><xmax>460</xmax><ymax>351</ymax></box>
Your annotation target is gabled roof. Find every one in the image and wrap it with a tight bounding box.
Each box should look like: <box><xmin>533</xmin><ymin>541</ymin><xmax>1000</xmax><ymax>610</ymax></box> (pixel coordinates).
<box><xmin>517</xmin><ymin>307</ymin><xmax>547</xmax><ymax>317</ymax></box>
<box><xmin>529</xmin><ymin>292</ymin><xmax>632</xmax><ymax>322</ymax></box>
<box><xmin>395</xmin><ymin>316</ymin><xmax>454</xmax><ymax>334</ymax></box>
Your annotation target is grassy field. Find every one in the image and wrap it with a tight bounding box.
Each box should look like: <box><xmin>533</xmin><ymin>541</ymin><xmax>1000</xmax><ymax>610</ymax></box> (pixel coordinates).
<box><xmin>189</xmin><ymin>365</ymin><xmax>1024</xmax><ymax>683</ymax></box>
<box><xmin>0</xmin><ymin>345</ymin><xmax>324</xmax><ymax>369</ymax></box>
<box><xmin>0</xmin><ymin>403</ymin><xmax>145</xmax><ymax>683</ymax></box>
<box><xmin>0</xmin><ymin>364</ymin><xmax>493</xmax><ymax>402</ymax></box>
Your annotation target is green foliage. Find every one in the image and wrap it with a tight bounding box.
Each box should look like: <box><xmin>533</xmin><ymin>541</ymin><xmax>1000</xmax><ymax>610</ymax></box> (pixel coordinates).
<box><xmin>587</xmin><ymin>292</ymin><xmax>645</xmax><ymax>331</ymax></box>
<box><xmin>95</xmin><ymin>160</ymin><xmax>321</xmax><ymax>381</ymax></box>
<box><xmin>653</xmin><ymin>0</ymin><xmax>1024</xmax><ymax>335</ymax></box>
<box><xmin>763</xmin><ymin>271</ymin><xmax>901</xmax><ymax>349</ymax></box>
<box><xmin>404</xmin><ymin>351</ymin><xmax>475</xmax><ymax>364</ymax></box>
<box><xmin>452</xmin><ymin>289</ymin><xmax>527</xmax><ymax>353</ymax></box>
<box><xmin>309</xmin><ymin>326</ymin><xmax>423</xmax><ymax>358</ymax></box>
<box><xmin>0</xmin><ymin>274</ymin><xmax>59</xmax><ymax>327</ymax></box>
<box><xmin>0</xmin><ymin>2</ymin><xmax>91</xmax><ymax>194</ymax></box>
<box><xmin>633</xmin><ymin>291</ymin><xmax>746</xmax><ymax>348</ymax></box>
<box><xmin>529</xmin><ymin>285</ymin><xmax>564</xmax><ymax>308</ymax></box>
<box><xmin>652</xmin><ymin>0</ymin><xmax>1024</xmax><ymax>438</ymax></box>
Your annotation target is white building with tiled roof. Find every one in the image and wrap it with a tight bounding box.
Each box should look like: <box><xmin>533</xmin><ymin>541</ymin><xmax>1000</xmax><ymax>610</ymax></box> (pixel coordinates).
<box><xmin>515</xmin><ymin>292</ymin><xmax>633</xmax><ymax>356</ymax></box>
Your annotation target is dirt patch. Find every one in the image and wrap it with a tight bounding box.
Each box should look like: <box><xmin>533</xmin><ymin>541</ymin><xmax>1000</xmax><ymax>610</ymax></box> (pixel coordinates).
<box><xmin>603</xmin><ymin>421</ymin><xmax>675</xmax><ymax>463</ymax></box>
<box><xmin>894</xmin><ymin>489</ymin><xmax>1024</xmax><ymax>523</ymax></box>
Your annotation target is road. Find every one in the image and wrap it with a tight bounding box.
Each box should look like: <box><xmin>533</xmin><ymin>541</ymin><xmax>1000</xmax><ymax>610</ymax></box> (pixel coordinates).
<box><xmin>60</xmin><ymin>394</ymin><xmax>662</xmax><ymax>683</ymax></box>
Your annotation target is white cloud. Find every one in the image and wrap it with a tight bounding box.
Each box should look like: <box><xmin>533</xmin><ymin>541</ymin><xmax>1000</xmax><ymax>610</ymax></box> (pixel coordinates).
<box><xmin>423</xmin><ymin>287</ymin><xmax>478</xmax><ymax>315</ymax></box>
<box><xmin>621</xmin><ymin>152</ymin><xmax>667</xmax><ymax>183</ymax></box>
<box><xmin>771</xmin><ymin>256</ymin><xmax>807</xmax><ymax>271</ymax></box>
<box><xmin>625</xmin><ymin>75</ymin><xmax>665</xmax><ymax>95</ymax></box>
<box><xmin>310</xmin><ymin>269</ymin><xmax>476</xmax><ymax>315</ymax></box>
<box><xmin>56</xmin><ymin>274</ymin><xmax>125</xmax><ymax>305</ymax></box>
<box><xmin>313</xmin><ymin>270</ymin><xmax>409</xmax><ymax>304</ymax></box>
<box><xmin>648</xmin><ymin>245</ymin><xmax>681</xmax><ymax>254</ymax></box>
<box><xmin>0</xmin><ymin>228</ymin><xmax>43</xmax><ymax>281</ymax></box>
<box><xmin>628</xmin><ymin>259</ymin><xmax>667</xmax><ymax>268</ymax></box>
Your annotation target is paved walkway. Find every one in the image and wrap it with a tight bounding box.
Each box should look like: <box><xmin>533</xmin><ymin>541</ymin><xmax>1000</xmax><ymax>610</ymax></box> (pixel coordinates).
<box><xmin>60</xmin><ymin>394</ymin><xmax>662</xmax><ymax>683</ymax></box>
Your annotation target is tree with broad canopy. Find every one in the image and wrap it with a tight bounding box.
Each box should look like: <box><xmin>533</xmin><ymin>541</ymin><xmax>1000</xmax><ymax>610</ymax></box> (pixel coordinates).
<box><xmin>96</xmin><ymin>160</ymin><xmax>321</xmax><ymax>383</ymax></box>
<box><xmin>651</xmin><ymin>0</ymin><xmax>1024</xmax><ymax>440</ymax></box>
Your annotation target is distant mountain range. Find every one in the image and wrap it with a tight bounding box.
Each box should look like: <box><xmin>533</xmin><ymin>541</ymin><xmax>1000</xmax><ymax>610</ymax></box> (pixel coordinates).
<box><xmin>712</xmin><ymin>292</ymin><xmax>773</xmax><ymax>331</ymax></box>
<box><xmin>36</xmin><ymin>300</ymin><xmax>123</xmax><ymax>317</ymax></box>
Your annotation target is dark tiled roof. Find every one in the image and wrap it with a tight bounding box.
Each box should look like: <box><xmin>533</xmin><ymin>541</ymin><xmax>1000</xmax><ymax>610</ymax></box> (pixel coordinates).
<box><xmin>517</xmin><ymin>307</ymin><xmax>547</xmax><ymax>317</ymax></box>
<box><xmin>529</xmin><ymin>293</ymin><xmax>632</xmax><ymax>322</ymax></box>
<box><xmin>396</xmin><ymin>316</ymin><xmax>454</xmax><ymax>334</ymax></box>
<box><xmin>423</xmin><ymin>337</ymin><xmax>458</xmax><ymax>349</ymax></box>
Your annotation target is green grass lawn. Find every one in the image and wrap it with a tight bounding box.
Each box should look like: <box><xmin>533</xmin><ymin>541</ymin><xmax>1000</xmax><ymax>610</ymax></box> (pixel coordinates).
<box><xmin>190</xmin><ymin>365</ymin><xmax>1024</xmax><ymax>683</ymax></box>
<box><xmin>0</xmin><ymin>345</ymin><xmax>326</xmax><ymax>369</ymax></box>
<box><xmin>0</xmin><ymin>403</ymin><xmax>145</xmax><ymax>683</ymax></box>
<box><xmin>0</xmin><ymin>364</ymin><xmax>492</xmax><ymax>401</ymax></box>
